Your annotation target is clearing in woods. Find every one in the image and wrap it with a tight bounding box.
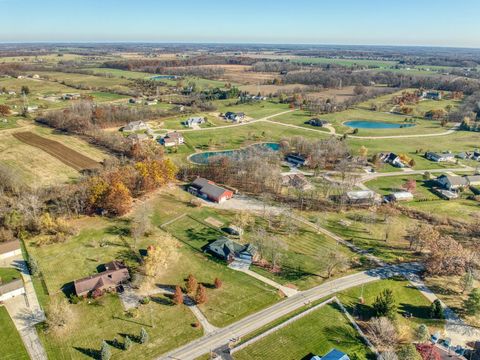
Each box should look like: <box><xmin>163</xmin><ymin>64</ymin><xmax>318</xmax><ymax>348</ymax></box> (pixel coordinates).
<box><xmin>12</xmin><ymin>132</ymin><xmax>100</xmax><ymax>171</ymax></box>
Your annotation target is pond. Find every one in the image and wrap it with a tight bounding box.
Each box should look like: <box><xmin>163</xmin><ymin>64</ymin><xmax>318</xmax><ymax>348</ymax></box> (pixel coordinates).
<box><xmin>189</xmin><ymin>142</ymin><xmax>280</xmax><ymax>165</ymax></box>
<box><xmin>344</xmin><ymin>120</ymin><xmax>416</xmax><ymax>129</ymax></box>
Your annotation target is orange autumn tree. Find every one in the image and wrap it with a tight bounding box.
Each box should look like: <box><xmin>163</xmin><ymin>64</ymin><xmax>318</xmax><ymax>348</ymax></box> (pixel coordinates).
<box><xmin>103</xmin><ymin>181</ymin><xmax>133</xmax><ymax>216</ymax></box>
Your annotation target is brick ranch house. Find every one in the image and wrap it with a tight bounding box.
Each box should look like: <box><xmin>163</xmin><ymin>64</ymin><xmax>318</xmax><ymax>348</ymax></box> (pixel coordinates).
<box><xmin>188</xmin><ymin>177</ymin><xmax>234</xmax><ymax>203</ymax></box>
<box><xmin>74</xmin><ymin>261</ymin><xmax>130</xmax><ymax>298</ymax></box>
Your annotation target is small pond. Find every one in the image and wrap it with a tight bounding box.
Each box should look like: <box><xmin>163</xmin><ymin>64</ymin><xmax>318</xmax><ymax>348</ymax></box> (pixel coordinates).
<box><xmin>151</xmin><ymin>75</ymin><xmax>178</xmax><ymax>80</ymax></box>
<box><xmin>344</xmin><ymin>120</ymin><xmax>416</xmax><ymax>129</ymax></box>
<box><xmin>189</xmin><ymin>142</ymin><xmax>280</xmax><ymax>165</ymax></box>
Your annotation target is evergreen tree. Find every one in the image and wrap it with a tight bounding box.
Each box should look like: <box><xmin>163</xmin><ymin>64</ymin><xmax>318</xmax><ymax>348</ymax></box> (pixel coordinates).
<box><xmin>397</xmin><ymin>344</ymin><xmax>421</xmax><ymax>360</ymax></box>
<box><xmin>140</xmin><ymin>327</ymin><xmax>149</xmax><ymax>344</ymax></box>
<box><xmin>414</xmin><ymin>324</ymin><xmax>430</xmax><ymax>343</ymax></box>
<box><xmin>195</xmin><ymin>284</ymin><xmax>207</xmax><ymax>305</ymax></box>
<box><xmin>186</xmin><ymin>274</ymin><xmax>198</xmax><ymax>294</ymax></box>
<box><xmin>373</xmin><ymin>289</ymin><xmax>397</xmax><ymax>320</ymax></box>
<box><xmin>100</xmin><ymin>341</ymin><xmax>111</xmax><ymax>360</ymax></box>
<box><xmin>464</xmin><ymin>288</ymin><xmax>480</xmax><ymax>315</ymax></box>
<box><xmin>174</xmin><ymin>285</ymin><xmax>184</xmax><ymax>305</ymax></box>
<box><xmin>124</xmin><ymin>336</ymin><xmax>132</xmax><ymax>350</ymax></box>
<box><xmin>430</xmin><ymin>299</ymin><xmax>444</xmax><ymax>319</ymax></box>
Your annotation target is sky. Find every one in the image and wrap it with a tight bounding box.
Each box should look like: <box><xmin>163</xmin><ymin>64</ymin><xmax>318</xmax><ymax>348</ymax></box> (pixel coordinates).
<box><xmin>1</xmin><ymin>0</ymin><xmax>479</xmax><ymax>47</ymax></box>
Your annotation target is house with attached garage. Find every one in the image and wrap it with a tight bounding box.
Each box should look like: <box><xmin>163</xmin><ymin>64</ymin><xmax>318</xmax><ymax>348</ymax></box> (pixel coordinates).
<box><xmin>188</xmin><ymin>177</ymin><xmax>234</xmax><ymax>203</ymax></box>
<box><xmin>380</xmin><ymin>152</ymin><xmax>406</xmax><ymax>168</ymax></box>
<box><xmin>160</xmin><ymin>131</ymin><xmax>184</xmax><ymax>147</ymax></box>
<box><xmin>206</xmin><ymin>236</ymin><xmax>258</xmax><ymax>264</ymax></box>
<box><xmin>285</xmin><ymin>153</ymin><xmax>310</xmax><ymax>167</ymax></box>
<box><xmin>73</xmin><ymin>261</ymin><xmax>130</xmax><ymax>298</ymax></box>
<box><xmin>123</xmin><ymin>120</ymin><xmax>150</xmax><ymax>132</ymax></box>
<box><xmin>425</xmin><ymin>151</ymin><xmax>455</xmax><ymax>162</ymax></box>
<box><xmin>183</xmin><ymin>116</ymin><xmax>205</xmax><ymax>128</ymax></box>
<box><xmin>224</xmin><ymin>111</ymin><xmax>245</xmax><ymax>122</ymax></box>
<box><xmin>0</xmin><ymin>240</ymin><xmax>22</xmax><ymax>260</ymax></box>
<box><xmin>436</xmin><ymin>174</ymin><xmax>468</xmax><ymax>191</ymax></box>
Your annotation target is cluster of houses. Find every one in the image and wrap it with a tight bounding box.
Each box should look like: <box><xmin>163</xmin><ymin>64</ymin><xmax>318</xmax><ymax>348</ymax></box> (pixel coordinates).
<box><xmin>0</xmin><ymin>240</ymin><xmax>25</xmax><ymax>303</ymax></box>
<box><xmin>425</xmin><ymin>149</ymin><xmax>480</xmax><ymax>163</ymax></box>
<box><xmin>223</xmin><ymin>111</ymin><xmax>246</xmax><ymax>123</ymax></box>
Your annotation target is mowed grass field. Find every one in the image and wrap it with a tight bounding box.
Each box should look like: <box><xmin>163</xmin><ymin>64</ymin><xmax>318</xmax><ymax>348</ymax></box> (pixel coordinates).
<box><xmin>233</xmin><ymin>302</ymin><xmax>373</xmax><ymax>360</ymax></box>
<box><xmin>338</xmin><ymin>279</ymin><xmax>445</xmax><ymax>334</ymax></box>
<box><xmin>0</xmin><ymin>124</ymin><xmax>110</xmax><ymax>186</ymax></box>
<box><xmin>0</xmin><ymin>306</ymin><xmax>30</xmax><ymax>360</ymax></box>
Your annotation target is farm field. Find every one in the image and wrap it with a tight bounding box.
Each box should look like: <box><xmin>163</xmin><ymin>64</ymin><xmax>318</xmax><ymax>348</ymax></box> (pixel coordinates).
<box><xmin>32</xmin><ymin>71</ymin><xmax>133</xmax><ymax>92</ymax></box>
<box><xmin>291</xmin><ymin>56</ymin><xmax>397</xmax><ymax>68</ymax></box>
<box><xmin>13</xmin><ymin>131</ymin><xmax>100</xmax><ymax>171</ymax></box>
<box><xmin>233</xmin><ymin>301</ymin><xmax>373</xmax><ymax>360</ymax></box>
<box><xmin>214</xmin><ymin>99</ymin><xmax>290</xmax><ymax>119</ymax></box>
<box><xmin>0</xmin><ymin>306</ymin><xmax>30</xmax><ymax>360</ymax></box>
<box><xmin>0</xmin><ymin>124</ymin><xmax>109</xmax><ymax>186</ymax></box>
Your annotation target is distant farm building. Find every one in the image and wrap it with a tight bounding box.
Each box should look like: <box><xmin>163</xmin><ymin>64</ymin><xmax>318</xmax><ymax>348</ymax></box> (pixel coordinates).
<box><xmin>386</xmin><ymin>191</ymin><xmax>414</xmax><ymax>202</ymax></box>
<box><xmin>188</xmin><ymin>177</ymin><xmax>234</xmax><ymax>203</ymax></box>
<box><xmin>421</xmin><ymin>90</ymin><xmax>442</xmax><ymax>100</ymax></box>
<box><xmin>344</xmin><ymin>190</ymin><xmax>381</xmax><ymax>205</ymax></box>
<box><xmin>73</xmin><ymin>261</ymin><xmax>130</xmax><ymax>298</ymax></box>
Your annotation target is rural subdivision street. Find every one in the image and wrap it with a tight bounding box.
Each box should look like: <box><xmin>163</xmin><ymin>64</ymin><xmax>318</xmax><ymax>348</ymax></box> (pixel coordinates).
<box><xmin>159</xmin><ymin>263</ymin><xmax>420</xmax><ymax>360</ymax></box>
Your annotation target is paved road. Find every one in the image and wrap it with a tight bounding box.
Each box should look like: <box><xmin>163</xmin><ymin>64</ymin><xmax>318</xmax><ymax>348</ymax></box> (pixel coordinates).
<box><xmin>359</xmin><ymin>166</ymin><xmax>474</xmax><ymax>183</ymax></box>
<box><xmin>158</xmin><ymin>263</ymin><xmax>419</xmax><ymax>360</ymax></box>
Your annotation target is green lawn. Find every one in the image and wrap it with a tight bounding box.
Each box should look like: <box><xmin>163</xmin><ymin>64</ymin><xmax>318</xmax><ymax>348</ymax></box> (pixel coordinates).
<box><xmin>38</xmin><ymin>294</ymin><xmax>201</xmax><ymax>360</ymax></box>
<box><xmin>318</xmin><ymin>209</ymin><xmax>416</xmax><ymax>263</ymax></box>
<box><xmin>0</xmin><ymin>306</ymin><xmax>30</xmax><ymax>360</ymax></box>
<box><xmin>0</xmin><ymin>267</ymin><xmax>21</xmax><ymax>284</ymax></box>
<box><xmin>214</xmin><ymin>100</ymin><xmax>290</xmax><ymax>119</ymax></box>
<box><xmin>338</xmin><ymin>279</ymin><xmax>445</xmax><ymax>335</ymax></box>
<box><xmin>233</xmin><ymin>302</ymin><xmax>373</xmax><ymax>360</ymax></box>
<box><xmin>291</xmin><ymin>57</ymin><xmax>396</xmax><ymax>68</ymax></box>
<box><xmin>271</xmin><ymin>110</ymin><xmax>331</xmax><ymax>131</ymax></box>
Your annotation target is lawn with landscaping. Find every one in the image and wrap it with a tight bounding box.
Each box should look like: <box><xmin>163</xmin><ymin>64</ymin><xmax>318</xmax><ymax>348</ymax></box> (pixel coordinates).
<box><xmin>233</xmin><ymin>301</ymin><xmax>374</xmax><ymax>360</ymax></box>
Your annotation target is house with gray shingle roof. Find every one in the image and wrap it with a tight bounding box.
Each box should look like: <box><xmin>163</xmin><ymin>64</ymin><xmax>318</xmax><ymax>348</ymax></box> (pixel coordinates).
<box><xmin>206</xmin><ymin>237</ymin><xmax>257</xmax><ymax>263</ymax></box>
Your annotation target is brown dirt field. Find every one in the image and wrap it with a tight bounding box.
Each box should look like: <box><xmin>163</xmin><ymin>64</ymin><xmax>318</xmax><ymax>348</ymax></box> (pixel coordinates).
<box><xmin>174</xmin><ymin>64</ymin><xmax>278</xmax><ymax>84</ymax></box>
<box><xmin>239</xmin><ymin>83</ymin><xmax>309</xmax><ymax>95</ymax></box>
<box><xmin>12</xmin><ymin>132</ymin><xmax>100</xmax><ymax>171</ymax></box>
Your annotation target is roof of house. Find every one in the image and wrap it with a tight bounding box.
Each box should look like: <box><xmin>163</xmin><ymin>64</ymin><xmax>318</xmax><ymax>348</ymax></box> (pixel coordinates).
<box><xmin>165</xmin><ymin>131</ymin><xmax>183</xmax><ymax>139</ymax></box>
<box><xmin>391</xmin><ymin>191</ymin><xmax>413</xmax><ymax>200</ymax></box>
<box><xmin>465</xmin><ymin>175</ymin><xmax>480</xmax><ymax>183</ymax></box>
<box><xmin>346</xmin><ymin>190</ymin><xmax>377</xmax><ymax>200</ymax></box>
<box><xmin>438</xmin><ymin>174</ymin><xmax>468</xmax><ymax>186</ymax></box>
<box><xmin>124</xmin><ymin>121</ymin><xmax>147</xmax><ymax>130</ymax></box>
<box><xmin>191</xmin><ymin>177</ymin><xmax>230</xmax><ymax>199</ymax></box>
<box><xmin>321</xmin><ymin>349</ymin><xmax>350</xmax><ymax>360</ymax></box>
<box><xmin>0</xmin><ymin>240</ymin><xmax>21</xmax><ymax>255</ymax></box>
<box><xmin>73</xmin><ymin>261</ymin><xmax>129</xmax><ymax>296</ymax></box>
<box><xmin>427</xmin><ymin>152</ymin><xmax>454</xmax><ymax>158</ymax></box>
<box><xmin>206</xmin><ymin>237</ymin><xmax>256</xmax><ymax>259</ymax></box>
<box><xmin>0</xmin><ymin>278</ymin><xmax>24</xmax><ymax>296</ymax></box>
